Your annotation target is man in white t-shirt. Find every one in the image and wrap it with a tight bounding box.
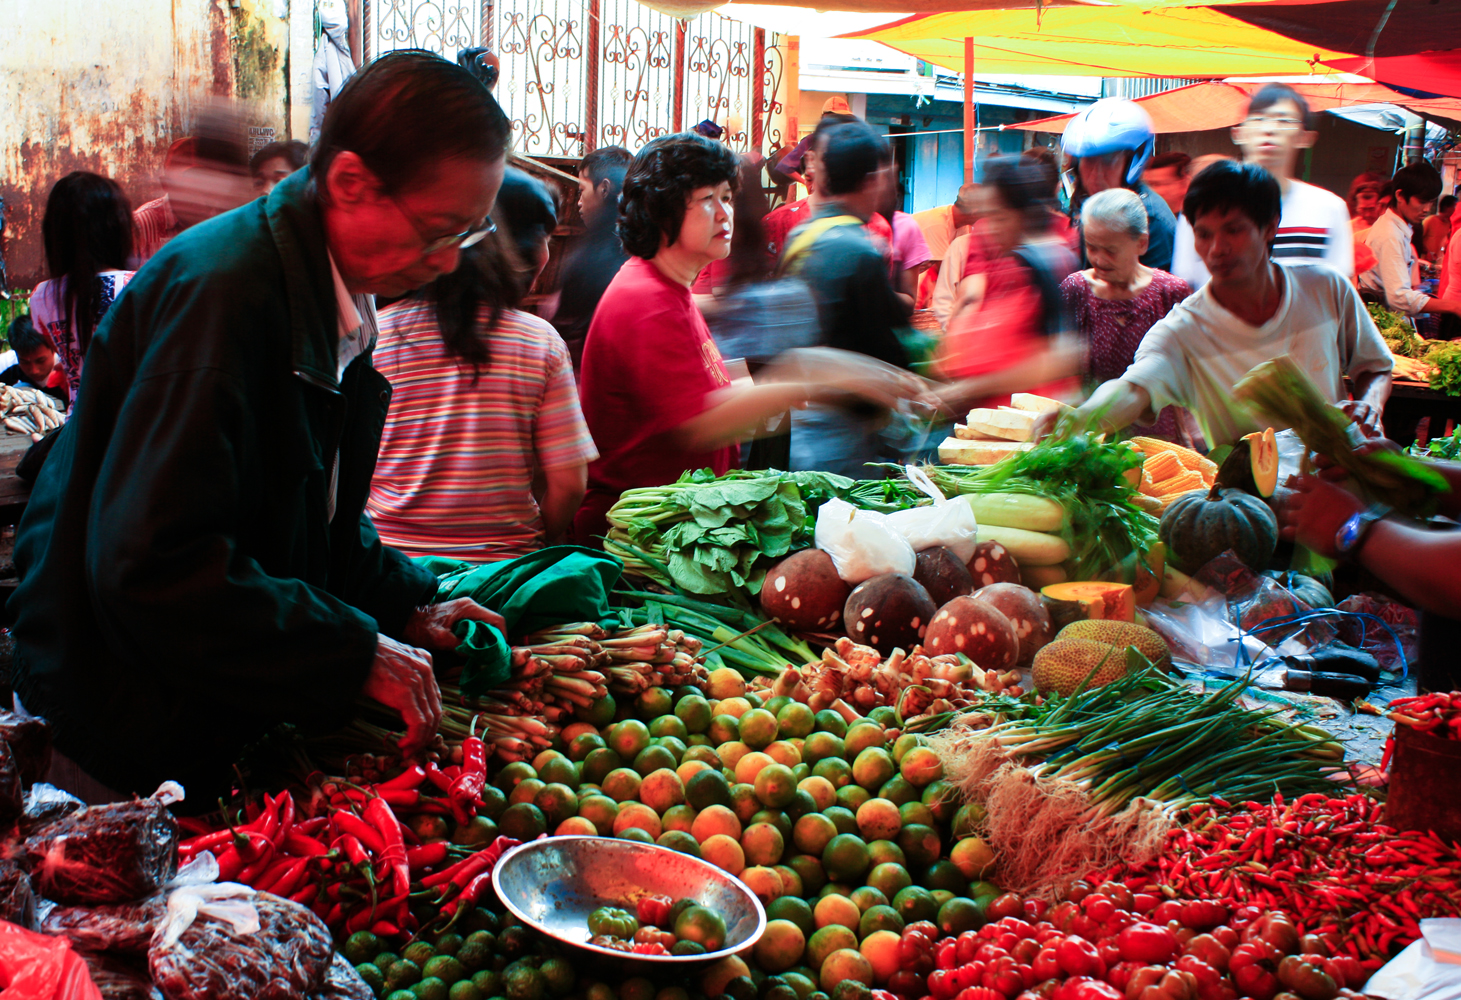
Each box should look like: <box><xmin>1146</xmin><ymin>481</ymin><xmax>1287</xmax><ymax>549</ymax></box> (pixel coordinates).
<box><xmin>1037</xmin><ymin>160</ymin><xmax>1391</xmax><ymax>449</ymax></box>
<box><xmin>1172</xmin><ymin>84</ymin><xmax>1353</xmax><ymax>288</ymax></box>
<box><xmin>1360</xmin><ymin>160</ymin><xmax>1461</xmax><ymax>319</ymax></box>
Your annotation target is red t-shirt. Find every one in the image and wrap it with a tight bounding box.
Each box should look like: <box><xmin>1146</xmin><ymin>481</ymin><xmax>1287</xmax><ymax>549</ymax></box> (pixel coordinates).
<box><xmin>764</xmin><ymin>199</ymin><xmax>814</xmax><ymax>265</ymax></box>
<box><xmin>574</xmin><ymin>257</ymin><xmax>738</xmax><ymax>544</ymax></box>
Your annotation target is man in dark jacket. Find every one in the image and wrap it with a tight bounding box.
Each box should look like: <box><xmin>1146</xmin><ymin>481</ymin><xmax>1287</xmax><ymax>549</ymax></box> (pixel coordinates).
<box><xmin>11</xmin><ymin>52</ymin><xmax>510</xmax><ymax>801</ymax></box>
<box><xmin>552</xmin><ymin>145</ymin><xmax>632</xmax><ymax>373</ymax></box>
<box><xmin>778</xmin><ymin>120</ymin><xmax>917</xmax><ymax>477</ymax></box>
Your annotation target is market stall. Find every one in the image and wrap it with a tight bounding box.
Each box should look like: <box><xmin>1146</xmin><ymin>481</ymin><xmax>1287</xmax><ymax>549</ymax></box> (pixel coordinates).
<box><xmin>0</xmin><ymin>360</ymin><xmax>1454</xmax><ymax>1000</ymax></box>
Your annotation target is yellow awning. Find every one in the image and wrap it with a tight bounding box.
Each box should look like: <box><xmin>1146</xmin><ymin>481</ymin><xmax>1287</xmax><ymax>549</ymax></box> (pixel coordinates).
<box><xmin>841</xmin><ymin>6</ymin><xmax>1359</xmax><ymax>77</ymax></box>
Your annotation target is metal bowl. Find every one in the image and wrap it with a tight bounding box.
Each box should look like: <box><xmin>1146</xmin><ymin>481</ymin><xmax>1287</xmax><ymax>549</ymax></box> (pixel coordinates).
<box><xmin>491</xmin><ymin>836</ymin><xmax>766</xmax><ymax>963</ymax></box>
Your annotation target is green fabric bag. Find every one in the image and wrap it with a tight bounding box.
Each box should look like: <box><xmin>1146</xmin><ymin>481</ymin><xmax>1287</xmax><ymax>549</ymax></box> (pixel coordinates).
<box><xmin>418</xmin><ymin>545</ymin><xmax>624</xmax><ymax>696</ymax></box>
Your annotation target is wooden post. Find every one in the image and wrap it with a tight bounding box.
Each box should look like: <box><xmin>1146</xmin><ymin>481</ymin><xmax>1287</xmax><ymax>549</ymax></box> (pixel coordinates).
<box><xmin>673</xmin><ymin>22</ymin><xmax>688</xmax><ymax>133</ymax></box>
<box><xmin>585</xmin><ymin>0</ymin><xmax>601</xmax><ymax>152</ymax></box>
<box><xmin>785</xmin><ymin>34</ymin><xmax>800</xmax><ymax>148</ymax></box>
<box><xmin>963</xmin><ymin>36</ymin><xmax>974</xmax><ymax>185</ymax></box>
<box><xmin>752</xmin><ymin>28</ymin><xmax>766</xmax><ymax>154</ymax></box>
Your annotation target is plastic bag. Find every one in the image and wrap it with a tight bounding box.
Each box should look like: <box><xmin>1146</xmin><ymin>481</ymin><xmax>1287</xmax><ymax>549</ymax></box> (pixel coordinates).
<box><xmin>311</xmin><ymin>953</ymin><xmax>376</xmax><ymax>1000</ymax></box>
<box><xmin>0</xmin><ymin>918</ymin><xmax>103</xmax><ymax>1000</ymax></box>
<box><xmin>0</xmin><ymin>857</ymin><xmax>37</xmax><ymax>929</ymax></box>
<box><xmin>814</xmin><ymin>498</ymin><xmax>916</xmax><ymax>584</ymax></box>
<box><xmin>881</xmin><ymin>466</ymin><xmax>978</xmax><ymax>563</ymax></box>
<box><xmin>0</xmin><ymin>737</ymin><xmax>24</xmax><ymax>827</ymax></box>
<box><xmin>1335</xmin><ymin>592</ymin><xmax>1421</xmax><ymax>673</ymax></box>
<box><xmin>1363</xmin><ymin>918</ymin><xmax>1461</xmax><ymax>1000</ymax></box>
<box><xmin>24</xmin><ymin>793</ymin><xmax>179</xmax><ymax>905</ymax></box>
<box><xmin>81</xmin><ymin>953</ymin><xmax>164</xmax><ymax>1000</ymax></box>
<box><xmin>41</xmin><ymin>896</ymin><xmax>169</xmax><ymax>956</ymax></box>
<box><xmin>0</xmin><ymin>708</ymin><xmax>54</xmax><ymax>785</ymax></box>
<box><xmin>22</xmin><ymin>783</ymin><xmax>85</xmax><ymax>836</ymax></box>
<box><xmin>148</xmin><ymin>890</ymin><xmax>333</xmax><ymax>1000</ymax></box>
<box><xmin>39</xmin><ymin>849</ymin><xmax>220</xmax><ymax>957</ymax></box>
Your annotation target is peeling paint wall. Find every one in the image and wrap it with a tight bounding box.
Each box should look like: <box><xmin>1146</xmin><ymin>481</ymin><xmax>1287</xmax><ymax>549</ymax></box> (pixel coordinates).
<box><xmin>0</xmin><ymin>0</ymin><xmax>291</xmax><ymax>289</ymax></box>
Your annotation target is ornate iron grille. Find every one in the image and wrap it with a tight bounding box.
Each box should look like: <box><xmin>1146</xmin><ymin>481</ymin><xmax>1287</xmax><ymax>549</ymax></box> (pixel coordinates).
<box><xmin>372</xmin><ymin>0</ymin><xmax>481</xmax><ymax>56</ymax></box>
<box><xmin>595</xmin><ymin>0</ymin><xmax>677</xmax><ymax>151</ymax></box>
<box><xmin>366</xmin><ymin>0</ymin><xmax>776</xmax><ymax>157</ymax></box>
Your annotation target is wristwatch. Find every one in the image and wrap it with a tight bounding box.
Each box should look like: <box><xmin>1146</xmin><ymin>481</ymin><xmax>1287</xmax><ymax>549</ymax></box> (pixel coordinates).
<box><xmin>1334</xmin><ymin>504</ymin><xmax>1391</xmax><ymax>558</ymax></box>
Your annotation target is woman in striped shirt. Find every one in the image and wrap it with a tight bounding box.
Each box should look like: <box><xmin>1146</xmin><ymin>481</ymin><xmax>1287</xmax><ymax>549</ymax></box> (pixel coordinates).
<box><xmin>369</xmin><ymin>169</ymin><xmax>598</xmax><ymax>562</ymax></box>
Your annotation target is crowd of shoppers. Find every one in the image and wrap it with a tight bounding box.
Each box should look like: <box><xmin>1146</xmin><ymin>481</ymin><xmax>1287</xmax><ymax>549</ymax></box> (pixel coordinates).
<box><xmin>13</xmin><ymin>53</ymin><xmax>1450</xmax><ymax>582</ymax></box>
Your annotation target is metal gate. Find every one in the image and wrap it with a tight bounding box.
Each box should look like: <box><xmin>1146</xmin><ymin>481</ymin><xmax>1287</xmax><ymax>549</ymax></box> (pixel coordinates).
<box><xmin>363</xmin><ymin>0</ymin><xmax>781</xmax><ymax>158</ymax></box>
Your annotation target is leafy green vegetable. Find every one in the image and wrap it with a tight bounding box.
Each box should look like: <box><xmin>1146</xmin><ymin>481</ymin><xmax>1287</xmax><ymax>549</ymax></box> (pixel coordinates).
<box><xmin>1234</xmin><ymin>356</ymin><xmax>1448</xmax><ymax>516</ymax></box>
<box><xmin>604</xmin><ymin>469</ymin><xmax>853</xmax><ymax>596</ymax></box>
<box><xmin>1368</xmin><ymin>302</ymin><xmax>1429</xmax><ymax>359</ymax></box>
<box><xmin>1413</xmin><ymin>423</ymin><xmax>1461</xmax><ymax>461</ymax></box>
<box><xmin>855</xmin><ymin>432</ymin><xmax>1160</xmax><ymax>582</ymax></box>
<box><xmin>1428</xmin><ymin>340</ymin><xmax>1461</xmax><ymax>396</ymax></box>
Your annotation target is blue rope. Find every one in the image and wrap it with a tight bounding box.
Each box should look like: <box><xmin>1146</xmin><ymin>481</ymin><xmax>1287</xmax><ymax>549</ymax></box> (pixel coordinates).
<box><xmin>1242</xmin><ymin>608</ymin><xmax>1409</xmax><ymax>680</ymax></box>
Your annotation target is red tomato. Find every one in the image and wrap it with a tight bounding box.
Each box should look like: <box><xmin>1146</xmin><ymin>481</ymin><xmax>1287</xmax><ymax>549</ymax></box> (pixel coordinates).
<box><xmin>1119</xmin><ymin>923</ymin><xmax>1179</xmax><ymax>965</ymax></box>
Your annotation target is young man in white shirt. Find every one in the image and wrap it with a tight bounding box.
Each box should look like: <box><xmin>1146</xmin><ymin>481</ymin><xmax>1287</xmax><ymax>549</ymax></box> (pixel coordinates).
<box><xmin>1360</xmin><ymin>160</ymin><xmax>1461</xmax><ymax>319</ymax></box>
<box><xmin>1172</xmin><ymin>85</ymin><xmax>1353</xmax><ymax>287</ymax></box>
<box><xmin>1037</xmin><ymin>160</ymin><xmax>1392</xmax><ymax>449</ymax></box>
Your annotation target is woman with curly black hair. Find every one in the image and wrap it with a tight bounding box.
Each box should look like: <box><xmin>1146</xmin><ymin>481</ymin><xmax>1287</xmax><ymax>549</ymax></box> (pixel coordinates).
<box><xmin>572</xmin><ymin>132</ymin><xmax>924</xmax><ymax>544</ymax></box>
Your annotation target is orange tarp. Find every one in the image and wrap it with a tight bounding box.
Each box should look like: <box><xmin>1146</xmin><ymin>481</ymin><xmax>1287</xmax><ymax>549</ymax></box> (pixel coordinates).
<box><xmin>1004</xmin><ymin>80</ymin><xmax>1461</xmax><ymax>133</ymax></box>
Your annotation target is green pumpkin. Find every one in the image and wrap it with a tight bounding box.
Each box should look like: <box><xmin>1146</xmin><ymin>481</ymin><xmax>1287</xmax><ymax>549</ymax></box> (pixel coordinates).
<box><xmin>1265</xmin><ymin>571</ymin><xmax>1335</xmax><ymax>609</ymax></box>
<box><xmin>1159</xmin><ymin>486</ymin><xmax>1279</xmax><ymax>573</ymax></box>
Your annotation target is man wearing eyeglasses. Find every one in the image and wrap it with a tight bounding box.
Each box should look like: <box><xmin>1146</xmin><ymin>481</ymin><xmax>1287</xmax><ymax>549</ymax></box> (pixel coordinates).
<box><xmin>1172</xmin><ymin>84</ymin><xmax>1353</xmax><ymax>288</ymax></box>
<box><xmin>9</xmin><ymin>53</ymin><xmax>509</xmax><ymax>805</ymax></box>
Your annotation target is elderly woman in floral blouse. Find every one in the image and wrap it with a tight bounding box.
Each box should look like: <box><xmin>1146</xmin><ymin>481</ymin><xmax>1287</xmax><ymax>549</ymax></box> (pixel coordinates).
<box><xmin>1059</xmin><ymin>187</ymin><xmax>1199</xmax><ymax>445</ymax></box>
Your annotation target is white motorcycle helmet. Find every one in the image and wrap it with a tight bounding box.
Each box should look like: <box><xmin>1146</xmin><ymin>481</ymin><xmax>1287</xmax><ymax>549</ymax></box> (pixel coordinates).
<box><xmin>1061</xmin><ymin>98</ymin><xmax>1156</xmax><ymax>188</ymax></box>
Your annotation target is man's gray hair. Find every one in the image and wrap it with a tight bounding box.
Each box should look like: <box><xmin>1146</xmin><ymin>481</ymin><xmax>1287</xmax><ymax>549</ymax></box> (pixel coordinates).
<box><xmin>1081</xmin><ymin>187</ymin><xmax>1148</xmax><ymax>238</ymax></box>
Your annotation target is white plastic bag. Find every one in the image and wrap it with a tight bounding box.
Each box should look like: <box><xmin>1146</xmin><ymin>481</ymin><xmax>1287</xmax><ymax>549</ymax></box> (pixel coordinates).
<box><xmin>814</xmin><ymin>498</ymin><xmax>915</xmax><ymax>584</ymax></box>
<box><xmin>881</xmin><ymin>466</ymin><xmax>979</xmax><ymax>563</ymax></box>
<box><xmin>155</xmin><ymin>883</ymin><xmax>260</xmax><ymax>949</ymax></box>
<box><xmin>1364</xmin><ymin>919</ymin><xmax>1461</xmax><ymax>1000</ymax></box>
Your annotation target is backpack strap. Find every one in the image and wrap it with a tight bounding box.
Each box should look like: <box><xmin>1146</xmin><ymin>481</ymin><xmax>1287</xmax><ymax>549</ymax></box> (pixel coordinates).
<box><xmin>777</xmin><ymin>215</ymin><xmax>864</xmax><ymax>276</ymax></box>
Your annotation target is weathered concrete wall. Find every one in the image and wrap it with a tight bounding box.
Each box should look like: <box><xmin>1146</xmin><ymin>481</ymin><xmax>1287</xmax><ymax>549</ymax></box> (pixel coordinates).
<box><xmin>0</xmin><ymin>0</ymin><xmax>291</xmax><ymax>290</ymax></box>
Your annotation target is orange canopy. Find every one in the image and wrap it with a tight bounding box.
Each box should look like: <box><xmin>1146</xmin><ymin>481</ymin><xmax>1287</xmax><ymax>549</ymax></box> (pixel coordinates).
<box><xmin>1004</xmin><ymin>79</ymin><xmax>1461</xmax><ymax>132</ymax></box>
<box><xmin>841</xmin><ymin>6</ymin><xmax>1358</xmax><ymax>78</ymax></box>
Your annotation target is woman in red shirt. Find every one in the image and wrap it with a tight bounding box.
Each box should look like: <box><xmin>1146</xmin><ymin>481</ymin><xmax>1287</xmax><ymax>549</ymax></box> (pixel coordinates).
<box><xmin>934</xmin><ymin>156</ymin><xmax>1082</xmax><ymax>414</ymax></box>
<box><xmin>573</xmin><ymin>133</ymin><xmax>923</xmax><ymax>544</ymax></box>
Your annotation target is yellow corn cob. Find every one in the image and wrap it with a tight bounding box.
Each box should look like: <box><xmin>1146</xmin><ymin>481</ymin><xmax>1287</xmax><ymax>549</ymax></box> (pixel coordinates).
<box><xmin>1153</xmin><ymin>469</ymin><xmax>1206</xmax><ymax>495</ymax></box>
<box><xmin>1141</xmin><ymin>450</ymin><xmax>1183</xmax><ymax>484</ymax></box>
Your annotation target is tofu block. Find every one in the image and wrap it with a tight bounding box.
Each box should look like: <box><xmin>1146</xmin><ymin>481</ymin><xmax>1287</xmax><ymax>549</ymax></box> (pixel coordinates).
<box><xmin>1008</xmin><ymin>393</ymin><xmax>1067</xmax><ymax>415</ymax></box>
<box><xmin>966</xmin><ymin>407</ymin><xmax>1037</xmax><ymax>441</ymax></box>
<box><xmin>953</xmin><ymin>423</ymin><xmax>1011</xmax><ymax>442</ymax></box>
<box><xmin>938</xmin><ymin>437</ymin><xmax>1033</xmax><ymax>466</ymax></box>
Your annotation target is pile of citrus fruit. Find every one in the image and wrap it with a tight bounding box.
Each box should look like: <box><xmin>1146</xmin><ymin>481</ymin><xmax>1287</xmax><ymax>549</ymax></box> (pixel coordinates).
<box><xmin>450</xmin><ymin>666</ymin><xmax>1005</xmax><ymax>994</ymax></box>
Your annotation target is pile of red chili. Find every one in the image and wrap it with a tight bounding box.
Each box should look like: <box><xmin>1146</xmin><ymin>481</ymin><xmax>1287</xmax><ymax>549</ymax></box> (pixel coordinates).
<box><xmin>176</xmin><ymin>762</ymin><xmax>514</xmax><ymax>940</ymax></box>
<box><xmin>1384</xmin><ymin>692</ymin><xmax>1461</xmax><ymax>742</ymax></box>
<box><xmin>1081</xmin><ymin>793</ymin><xmax>1461</xmax><ymax>963</ymax></box>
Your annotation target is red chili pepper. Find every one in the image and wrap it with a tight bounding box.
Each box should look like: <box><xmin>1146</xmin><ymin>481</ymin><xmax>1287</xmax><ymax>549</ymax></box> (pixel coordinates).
<box><xmin>178</xmin><ymin>829</ymin><xmax>235</xmax><ymax>856</ymax></box>
<box><xmin>332</xmin><ymin>810</ymin><xmax>388</xmax><ymax>855</ymax></box>
<box><xmin>282</xmin><ymin>832</ymin><xmax>330</xmax><ymax>857</ymax></box>
<box><xmin>379</xmin><ymin>765</ymin><xmax>428</xmax><ymax>791</ymax></box>
<box><xmin>330</xmin><ymin>787</ymin><xmax>421</xmax><ymax>809</ymax></box>
<box><xmin>424</xmin><ymin>762</ymin><xmax>455</xmax><ymax>794</ymax></box>
<box><xmin>365</xmin><ymin>795</ymin><xmax>411</xmax><ymax>901</ymax></box>
<box><xmin>237</xmin><ymin>843</ymin><xmax>277</xmax><ymax>885</ymax></box>
<box><xmin>449</xmin><ymin>716</ymin><xmax>488</xmax><ymax>824</ymax></box>
<box><xmin>260</xmin><ymin>856</ymin><xmax>311</xmax><ymax>897</ymax></box>
<box><xmin>437</xmin><ymin>868</ymin><xmax>494</xmax><ymax>927</ymax></box>
<box><xmin>407</xmin><ymin>841</ymin><xmax>450</xmax><ymax>871</ymax></box>
<box><xmin>335</xmin><ymin>834</ymin><xmax>370</xmax><ymax>868</ymax></box>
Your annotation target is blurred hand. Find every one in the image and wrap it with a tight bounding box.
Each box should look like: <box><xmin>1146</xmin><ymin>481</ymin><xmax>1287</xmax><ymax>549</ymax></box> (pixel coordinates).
<box><xmin>1277</xmin><ymin>474</ymin><xmax>1366</xmax><ymax>557</ymax></box>
<box><xmin>1029</xmin><ymin>409</ymin><xmax>1061</xmax><ymax>443</ymax></box>
<box><xmin>1338</xmin><ymin>399</ymin><xmax>1385</xmax><ymax>440</ymax></box>
<box><xmin>404</xmin><ymin>598</ymin><xmax>505</xmax><ymax>650</ymax></box>
<box><xmin>364</xmin><ymin>635</ymin><xmax>442</xmax><ymax>755</ymax></box>
<box><xmin>1309</xmin><ymin>434</ymin><xmax>1401</xmax><ymax>479</ymax></box>
<box><xmin>782</xmin><ymin>349</ymin><xmax>930</xmax><ymax>409</ymax></box>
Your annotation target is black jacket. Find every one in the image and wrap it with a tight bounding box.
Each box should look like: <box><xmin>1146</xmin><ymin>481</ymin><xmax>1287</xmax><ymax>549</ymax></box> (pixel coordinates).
<box><xmin>11</xmin><ymin>169</ymin><xmax>438</xmax><ymax>799</ymax></box>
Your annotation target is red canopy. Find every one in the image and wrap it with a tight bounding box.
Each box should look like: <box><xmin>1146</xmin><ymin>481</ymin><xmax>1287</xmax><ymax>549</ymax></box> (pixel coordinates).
<box><xmin>1326</xmin><ymin>52</ymin><xmax>1461</xmax><ymax>100</ymax></box>
<box><xmin>1007</xmin><ymin>79</ymin><xmax>1461</xmax><ymax>133</ymax></box>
